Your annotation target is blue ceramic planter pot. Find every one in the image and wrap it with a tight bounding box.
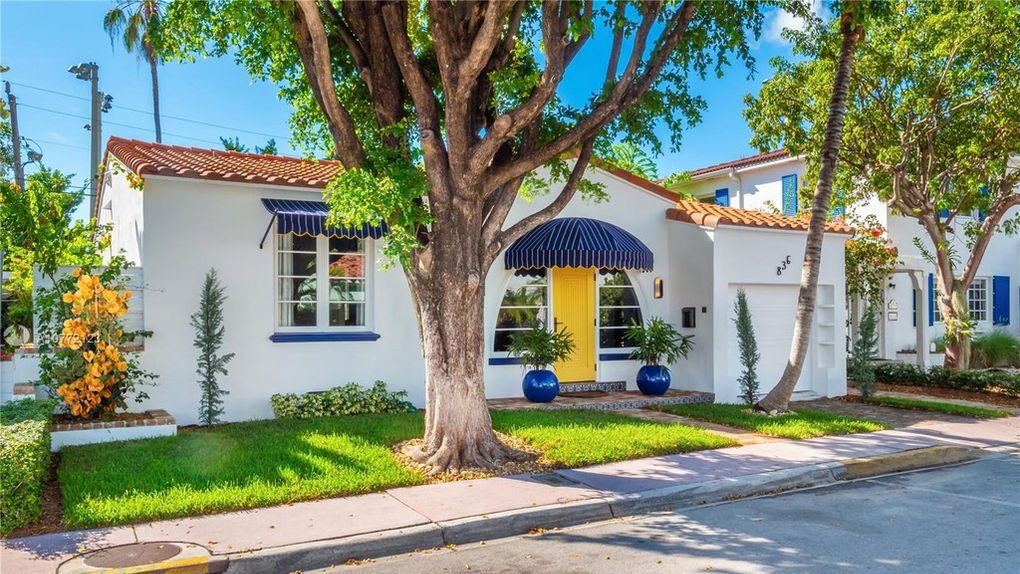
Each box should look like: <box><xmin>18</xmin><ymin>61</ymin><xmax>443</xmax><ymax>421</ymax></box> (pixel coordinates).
<box><xmin>637</xmin><ymin>364</ymin><xmax>671</xmax><ymax>395</ymax></box>
<box><xmin>523</xmin><ymin>369</ymin><xmax>559</xmax><ymax>403</ymax></box>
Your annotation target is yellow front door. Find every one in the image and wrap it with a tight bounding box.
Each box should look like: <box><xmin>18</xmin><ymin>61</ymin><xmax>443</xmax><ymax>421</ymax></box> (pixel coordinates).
<box><xmin>552</xmin><ymin>267</ymin><xmax>596</xmax><ymax>382</ymax></box>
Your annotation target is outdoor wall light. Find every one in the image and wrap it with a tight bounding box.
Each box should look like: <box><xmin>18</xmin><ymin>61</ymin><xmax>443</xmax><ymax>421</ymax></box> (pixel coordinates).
<box><xmin>654</xmin><ymin>277</ymin><xmax>664</xmax><ymax>299</ymax></box>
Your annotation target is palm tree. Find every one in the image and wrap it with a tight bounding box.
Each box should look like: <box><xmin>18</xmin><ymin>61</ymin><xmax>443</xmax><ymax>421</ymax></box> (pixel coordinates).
<box><xmin>104</xmin><ymin>0</ymin><xmax>166</xmax><ymax>142</ymax></box>
<box><xmin>756</xmin><ymin>1</ymin><xmax>865</xmax><ymax>413</ymax></box>
<box><xmin>608</xmin><ymin>142</ymin><xmax>658</xmax><ymax>180</ymax></box>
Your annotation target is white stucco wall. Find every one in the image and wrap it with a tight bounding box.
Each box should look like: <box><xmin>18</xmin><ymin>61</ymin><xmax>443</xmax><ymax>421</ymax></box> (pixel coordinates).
<box><xmin>711</xmin><ymin>226</ymin><xmax>848</xmax><ymax>402</ymax></box>
<box><xmin>98</xmin><ymin>159</ymin><xmax>145</xmax><ymax>265</ymax></box>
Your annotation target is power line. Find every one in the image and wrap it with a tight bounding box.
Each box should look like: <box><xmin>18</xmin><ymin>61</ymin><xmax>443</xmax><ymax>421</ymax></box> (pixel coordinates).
<box><xmin>10</xmin><ymin>81</ymin><xmax>292</xmax><ymax>141</ymax></box>
<box><xmin>18</xmin><ymin>103</ymin><xmax>225</xmax><ymax>146</ymax></box>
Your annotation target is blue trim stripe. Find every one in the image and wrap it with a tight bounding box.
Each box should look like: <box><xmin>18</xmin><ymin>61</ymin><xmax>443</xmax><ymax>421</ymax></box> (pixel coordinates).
<box><xmin>598</xmin><ymin>352</ymin><xmax>635</xmax><ymax>361</ymax></box>
<box><xmin>488</xmin><ymin>357</ymin><xmax>523</xmax><ymax>366</ymax></box>
<box><xmin>270</xmin><ymin>331</ymin><xmax>381</xmax><ymax>343</ymax></box>
<box><xmin>261</xmin><ymin>198</ymin><xmax>387</xmax><ymax>239</ymax></box>
<box><xmin>504</xmin><ymin>217</ymin><xmax>654</xmax><ymax>271</ymax></box>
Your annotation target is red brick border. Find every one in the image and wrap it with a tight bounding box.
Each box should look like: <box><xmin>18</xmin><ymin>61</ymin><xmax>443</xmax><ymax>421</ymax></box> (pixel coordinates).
<box><xmin>52</xmin><ymin>409</ymin><xmax>175</xmax><ymax>432</ymax></box>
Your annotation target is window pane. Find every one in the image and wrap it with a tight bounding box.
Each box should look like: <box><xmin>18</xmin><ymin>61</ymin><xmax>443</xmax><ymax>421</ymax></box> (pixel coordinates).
<box><xmin>330</xmin><ymin>279</ymin><xmax>366</xmax><ymax>302</ymax></box>
<box><xmin>500</xmin><ymin>286</ymin><xmax>547</xmax><ymax>307</ymax></box>
<box><xmin>496</xmin><ymin>307</ymin><xmax>547</xmax><ymax>329</ymax></box>
<box><xmin>329</xmin><ymin>303</ymin><xmax>366</xmax><ymax>326</ymax></box>
<box><xmin>329</xmin><ymin>236</ymin><xmax>364</xmax><ymax>253</ymax></box>
<box><xmin>600</xmin><ymin>328</ymin><xmax>631</xmax><ymax>349</ymax></box>
<box><xmin>278</xmin><ymin>252</ymin><xmax>316</xmax><ymax>276</ymax></box>
<box><xmin>328</xmin><ymin>254</ymin><xmax>364</xmax><ymax>278</ymax></box>
<box><xmin>279</xmin><ymin>277</ymin><xmax>317</xmax><ymax>301</ymax></box>
<box><xmin>278</xmin><ymin>233</ymin><xmax>316</xmax><ymax>252</ymax></box>
<box><xmin>279</xmin><ymin>302</ymin><xmax>316</xmax><ymax>326</ymax></box>
<box><xmin>600</xmin><ymin>307</ymin><xmax>642</xmax><ymax>327</ymax></box>
<box><xmin>507</xmin><ymin>269</ymin><xmax>547</xmax><ymax>287</ymax></box>
<box><xmin>598</xmin><ymin>270</ymin><xmax>630</xmax><ymax>287</ymax></box>
<box><xmin>493</xmin><ymin>330</ymin><xmax>522</xmax><ymax>353</ymax></box>
<box><xmin>599</xmin><ymin>286</ymin><xmax>639</xmax><ymax>307</ymax></box>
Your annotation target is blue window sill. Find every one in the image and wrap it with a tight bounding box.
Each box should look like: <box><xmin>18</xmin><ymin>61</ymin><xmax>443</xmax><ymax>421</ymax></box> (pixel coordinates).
<box><xmin>599</xmin><ymin>352</ymin><xmax>635</xmax><ymax>361</ymax></box>
<box><xmin>270</xmin><ymin>331</ymin><xmax>381</xmax><ymax>343</ymax></box>
<box><xmin>488</xmin><ymin>357</ymin><xmax>523</xmax><ymax>366</ymax></box>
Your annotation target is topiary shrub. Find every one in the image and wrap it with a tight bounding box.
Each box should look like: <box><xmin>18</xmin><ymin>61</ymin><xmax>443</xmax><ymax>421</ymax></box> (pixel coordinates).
<box><xmin>849</xmin><ymin>306</ymin><xmax>880</xmax><ymax>399</ymax></box>
<box><xmin>0</xmin><ymin>399</ymin><xmax>57</xmax><ymax>535</ymax></box>
<box><xmin>270</xmin><ymin>381</ymin><xmax>416</xmax><ymax>419</ymax></box>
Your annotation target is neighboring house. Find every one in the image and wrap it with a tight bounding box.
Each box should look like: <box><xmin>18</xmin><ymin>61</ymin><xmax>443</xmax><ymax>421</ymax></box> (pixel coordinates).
<box><xmin>672</xmin><ymin>150</ymin><xmax>1020</xmax><ymax>366</ymax></box>
<box><xmin>92</xmin><ymin>138</ymin><xmax>850</xmax><ymax>424</ymax></box>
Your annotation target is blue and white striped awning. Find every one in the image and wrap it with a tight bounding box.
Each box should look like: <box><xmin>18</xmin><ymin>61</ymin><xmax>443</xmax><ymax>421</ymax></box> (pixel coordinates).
<box><xmin>260</xmin><ymin>198</ymin><xmax>386</xmax><ymax>239</ymax></box>
<box><xmin>505</xmin><ymin>217</ymin><xmax>653</xmax><ymax>271</ymax></box>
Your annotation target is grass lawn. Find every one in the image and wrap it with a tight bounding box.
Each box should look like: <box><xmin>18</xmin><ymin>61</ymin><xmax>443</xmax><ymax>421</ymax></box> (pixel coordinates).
<box><xmin>491</xmin><ymin>409</ymin><xmax>738</xmax><ymax>467</ymax></box>
<box><xmin>59</xmin><ymin>409</ymin><xmax>735</xmax><ymax>529</ymax></box>
<box><xmin>661</xmin><ymin>403</ymin><xmax>889</xmax><ymax>439</ymax></box>
<box><xmin>864</xmin><ymin>396</ymin><xmax>1013</xmax><ymax>419</ymax></box>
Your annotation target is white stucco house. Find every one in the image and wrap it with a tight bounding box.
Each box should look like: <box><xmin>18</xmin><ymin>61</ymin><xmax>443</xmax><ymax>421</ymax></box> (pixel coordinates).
<box><xmin>672</xmin><ymin>150</ymin><xmax>1020</xmax><ymax>367</ymax></box>
<box><xmin>70</xmin><ymin>137</ymin><xmax>851</xmax><ymax>424</ymax></box>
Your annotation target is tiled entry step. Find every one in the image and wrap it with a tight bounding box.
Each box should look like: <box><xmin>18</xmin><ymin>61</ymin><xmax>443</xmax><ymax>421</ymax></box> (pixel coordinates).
<box><xmin>488</xmin><ymin>389</ymin><xmax>715</xmax><ymax>411</ymax></box>
<box><xmin>558</xmin><ymin>380</ymin><xmax>627</xmax><ymax>393</ymax></box>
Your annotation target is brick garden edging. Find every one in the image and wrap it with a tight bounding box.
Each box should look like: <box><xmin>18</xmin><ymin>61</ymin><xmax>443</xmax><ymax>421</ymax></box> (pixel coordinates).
<box><xmin>50</xmin><ymin>410</ymin><xmax>177</xmax><ymax>451</ymax></box>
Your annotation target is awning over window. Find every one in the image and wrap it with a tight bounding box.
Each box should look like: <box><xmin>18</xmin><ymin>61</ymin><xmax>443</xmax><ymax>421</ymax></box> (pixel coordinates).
<box><xmin>260</xmin><ymin>198</ymin><xmax>387</xmax><ymax>239</ymax></box>
<box><xmin>505</xmin><ymin>217</ymin><xmax>653</xmax><ymax>271</ymax></box>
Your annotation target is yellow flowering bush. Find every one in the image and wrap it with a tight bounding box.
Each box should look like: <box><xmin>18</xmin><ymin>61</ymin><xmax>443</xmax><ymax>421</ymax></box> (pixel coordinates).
<box><xmin>36</xmin><ymin>265</ymin><xmax>154</xmax><ymax>419</ymax></box>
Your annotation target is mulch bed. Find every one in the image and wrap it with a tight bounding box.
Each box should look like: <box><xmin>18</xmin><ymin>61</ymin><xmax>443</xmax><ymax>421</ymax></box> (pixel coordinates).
<box><xmin>5</xmin><ymin>455</ymin><xmax>66</xmax><ymax>538</ymax></box>
<box><xmin>868</xmin><ymin>383</ymin><xmax>1020</xmax><ymax>409</ymax></box>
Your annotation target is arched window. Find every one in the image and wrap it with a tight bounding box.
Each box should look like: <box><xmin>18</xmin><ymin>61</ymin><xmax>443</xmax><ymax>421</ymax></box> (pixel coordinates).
<box><xmin>493</xmin><ymin>269</ymin><xmax>549</xmax><ymax>352</ymax></box>
<box><xmin>598</xmin><ymin>269</ymin><xmax>642</xmax><ymax>348</ymax></box>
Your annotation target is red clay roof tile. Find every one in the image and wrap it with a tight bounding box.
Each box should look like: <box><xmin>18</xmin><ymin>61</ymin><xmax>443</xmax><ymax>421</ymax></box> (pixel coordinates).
<box><xmin>666</xmin><ymin>199</ymin><xmax>853</xmax><ymax>235</ymax></box>
<box><xmin>688</xmin><ymin>149</ymin><xmax>792</xmax><ymax>177</ymax></box>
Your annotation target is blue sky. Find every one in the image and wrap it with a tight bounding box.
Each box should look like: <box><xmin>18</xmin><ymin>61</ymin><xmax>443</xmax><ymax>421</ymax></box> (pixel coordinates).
<box><xmin>2</xmin><ymin>1</ymin><xmax>807</xmax><ymax>220</ymax></box>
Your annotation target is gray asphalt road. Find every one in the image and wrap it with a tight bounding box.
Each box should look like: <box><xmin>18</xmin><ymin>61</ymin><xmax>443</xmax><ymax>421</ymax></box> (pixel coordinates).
<box><xmin>324</xmin><ymin>450</ymin><xmax>1020</xmax><ymax>574</ymax></box>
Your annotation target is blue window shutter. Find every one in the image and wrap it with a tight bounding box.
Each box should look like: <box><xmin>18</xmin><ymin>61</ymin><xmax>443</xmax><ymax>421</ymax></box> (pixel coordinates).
<box><xmin>912</xmin><ymin>289</ymin><xmax>917</xmax><ymax>327</ymax></box>
<box><xmin>714</xmin><ymin>188</ymin><xmax>729</xmax><ymax>207</ymax></box>
<box><xmin>938</xmin><ymin>209</ymin><xmax>950</xmax><ymax>219</ymax></box>
<box><xmin>978</xmin><ymin>186</ymin><xmax>988</xmax><ymax>222</ymax></box>
<box><xmin>992</xmin><ymin>275</ymin><xmax>1010</xmax><ymax>325</ymax></box>
<box><xmin>928</xmin><ymin>273</ymin><xmax>935</xmax><ymax>327</ymax></box>
<box><xmin>832</xmin><ymin>204</ymin><xmax>846</xmax><ymax>217</ymax></box>
<box><xmin>781</xmin><ymin>175</ymin><xmax>798</xmax><ymax>215</ymax></box>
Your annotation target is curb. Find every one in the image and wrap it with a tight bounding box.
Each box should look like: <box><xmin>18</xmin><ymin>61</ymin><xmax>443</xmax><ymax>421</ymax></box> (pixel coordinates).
<box><xmin>836</xmin><ymin>445</ymin><xmax>980</xmax><ymax>480</ymax></box>
<box><xmin>60</xmin><ymin>445</ymin><xmax>987</xmax><ymax>574</ymax></box>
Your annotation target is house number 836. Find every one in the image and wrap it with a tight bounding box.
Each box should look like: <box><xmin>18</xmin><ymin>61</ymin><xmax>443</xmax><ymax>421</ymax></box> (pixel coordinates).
<box><xmin>776</xmin><ymin>255</ymin><xmax>792</xmax><ymax>276</ymax></box>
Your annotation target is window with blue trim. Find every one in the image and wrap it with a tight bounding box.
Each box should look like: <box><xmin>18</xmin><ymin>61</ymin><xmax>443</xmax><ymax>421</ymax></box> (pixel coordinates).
<box><xmin>781</xmin><ymin>174</ymin><xmax>798</xmax><ymax>216</ymax></box>
<box><xmin>493</xmin><ymin>269</ymin><xmax>548</xmax><ymax>352</ymax></box>
<box><xmin>275</xmin><ymin>233</ymin><xmax>368</xmax><ymax>328</ymax></box>
<box><xmin>714</xmin><ymin>188</ymin><xmax>729</xmax><ymax>207</ymax></box>
<box><xmin>598</xmin><ymin>269</ymin><xmax>642</xmax><ymax>348</ymax></box>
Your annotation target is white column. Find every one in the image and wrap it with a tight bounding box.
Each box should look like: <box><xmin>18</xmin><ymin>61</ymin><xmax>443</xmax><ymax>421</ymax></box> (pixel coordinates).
<box><xmin>910</xmin><ymin>270</ymin><xmax>929</xmax><ymax>368</ymax></box>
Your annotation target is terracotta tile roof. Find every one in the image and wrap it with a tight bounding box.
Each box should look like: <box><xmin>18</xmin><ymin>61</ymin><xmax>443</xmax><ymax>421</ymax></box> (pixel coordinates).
<box><xmin>105</xmin><ymin>137</ymin><xmax>344</xmax><ymax>189</ymax></box>
<box><xmin>688</xmin><ymin>149</ymin><xmax>792</xmax><ymax>177</ymax></box>
<box><xmin>666</xmin><ymin>199</ymin><xmax>853</xmax><ymax>235</ymax></box>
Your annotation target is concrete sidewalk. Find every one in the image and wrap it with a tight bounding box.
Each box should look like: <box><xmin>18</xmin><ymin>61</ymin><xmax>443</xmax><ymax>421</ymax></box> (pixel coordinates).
<box><xmin>3</xmin><ymin>416</ymin><xmax>1017</xmax><ymax>574</ymax></box>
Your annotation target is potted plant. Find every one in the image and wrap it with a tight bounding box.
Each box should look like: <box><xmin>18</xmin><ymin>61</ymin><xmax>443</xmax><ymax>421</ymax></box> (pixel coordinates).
<box><xmin>507</xmin><ymin>325</ymin><xmax>575</xmax><ymax>403</ymax></box>
<box><xmin>626</xmin><ymin>316</ymin><xmax>694</xmax><ymax>395</ymax></box>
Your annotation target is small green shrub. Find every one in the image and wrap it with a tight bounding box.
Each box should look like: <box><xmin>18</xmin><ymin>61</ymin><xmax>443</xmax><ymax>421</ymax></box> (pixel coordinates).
<box><xmin>271</xmin><ymin>381</ymin><xmax>416</xmax><ymax>419</ymax></box>
<box><xmin>0</xmin><ymin>399</ymin><xmax>56</xmax><ymax>535</ymax></box>
<box><xmin>873</xmin><ymin>363</ymin><xmax>1020</xmax><ymax>398</ymax></box>
<box><xmin>971</xmin><ymin>330</ymin><xmax>1020</xmax><ymax>368</ymax></box>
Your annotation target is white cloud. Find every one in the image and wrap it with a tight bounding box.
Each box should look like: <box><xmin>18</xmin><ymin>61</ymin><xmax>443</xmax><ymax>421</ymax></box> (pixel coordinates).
<box><xmin>765</xmin><ymin>0</ymin><xmax>828</xmax><ymax>44</ymax></box>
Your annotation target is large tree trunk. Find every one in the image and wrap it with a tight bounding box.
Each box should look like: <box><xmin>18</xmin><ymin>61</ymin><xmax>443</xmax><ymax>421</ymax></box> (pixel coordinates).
<box><xmin>146</xmin><ymin>45</ymin><xmax>162</xmax><ymax>143</ymax></box>
<box><xmin>940</xmin><ymin>282</ymin><xmax>972</xmax><ymax>369</ymax></box>
<box><xmin>401</xmin><ymin>203</ymin><xmax>527</xmax><ymax>474</ymax></box>
<box><xmin>756</xmin><ymin>2</ymin><xmax>861</xmax><ymax>413</ymax></box>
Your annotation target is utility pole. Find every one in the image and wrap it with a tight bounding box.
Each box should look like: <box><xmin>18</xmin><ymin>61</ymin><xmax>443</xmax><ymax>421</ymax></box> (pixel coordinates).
<box><xmin>4</xmin><ymin>81</ymin><xmax>24</xmax><ymax>191</ymax></box>
<box><xmin>69</xmin><ymin>62</ymin><xmax>112</xmax><ymax>219</ymax></box>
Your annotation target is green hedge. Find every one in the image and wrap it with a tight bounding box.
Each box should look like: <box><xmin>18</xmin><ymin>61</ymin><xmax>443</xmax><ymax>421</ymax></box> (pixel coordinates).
<box><xmin>873</xmin><ymin>363</ymin><xmax>1020</xmax><ymax>398</ymax></box>
<box><xmin>0</xmin><ymin>399</ymin><xmax>56</xmax><ymax>535</ymax></box>
<box><xmin>271</xmin><ymin>381</ymin><xmax>416</xmax><ymax>419</ymax></box>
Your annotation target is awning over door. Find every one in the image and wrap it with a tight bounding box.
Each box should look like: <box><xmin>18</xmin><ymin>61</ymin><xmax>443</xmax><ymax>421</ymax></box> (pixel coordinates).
<box><xmin>504</xmin><ymin>217</ymin><xmax>653</xmax><ymax>271</ymax></box>
<box><xmin>260</xmin><ymin>198</ymin><xmax>387</xmax><ymax>239</ymax></box>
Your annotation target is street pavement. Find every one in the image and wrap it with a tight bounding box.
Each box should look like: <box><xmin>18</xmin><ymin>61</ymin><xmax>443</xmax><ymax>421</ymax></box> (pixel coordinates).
<box><xmin>326</xmin><ymin>450</ymin><xmax>1020</xmax><ymax>574</ymax></box>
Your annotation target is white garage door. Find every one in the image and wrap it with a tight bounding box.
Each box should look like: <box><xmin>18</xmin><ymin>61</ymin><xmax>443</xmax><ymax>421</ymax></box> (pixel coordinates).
<box><xmin>728</xmin><ymin>284</ymin><xmax>812</xmax><ymax>393</ymax></box>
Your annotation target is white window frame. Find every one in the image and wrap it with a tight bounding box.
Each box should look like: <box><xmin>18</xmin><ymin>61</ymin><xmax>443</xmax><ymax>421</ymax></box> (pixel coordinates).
<box><xmin>492</xmin><ymin>269</ymin><xmax>550</xmax><ymax>354</ymax></box>
<box><xmin>273</xmin><ymin>233</ymin><xmax>374</xmax><ymax>332</ymax></box>
<box><xmin>933</xmin><ymin>277</ymin><xmax>989</xmax><ymax>323</ymax></box>
<box><xmin>597</xmin><ymin>269</ymin><xmax>643</xmax><ymax>351</ymax></box>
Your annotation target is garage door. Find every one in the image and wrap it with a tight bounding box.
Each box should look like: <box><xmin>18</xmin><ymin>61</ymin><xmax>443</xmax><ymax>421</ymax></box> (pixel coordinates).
<box><xmin>727</xmin><ymin>284</ymin><xmax>812</xmax><ymax>393</ymax></box>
